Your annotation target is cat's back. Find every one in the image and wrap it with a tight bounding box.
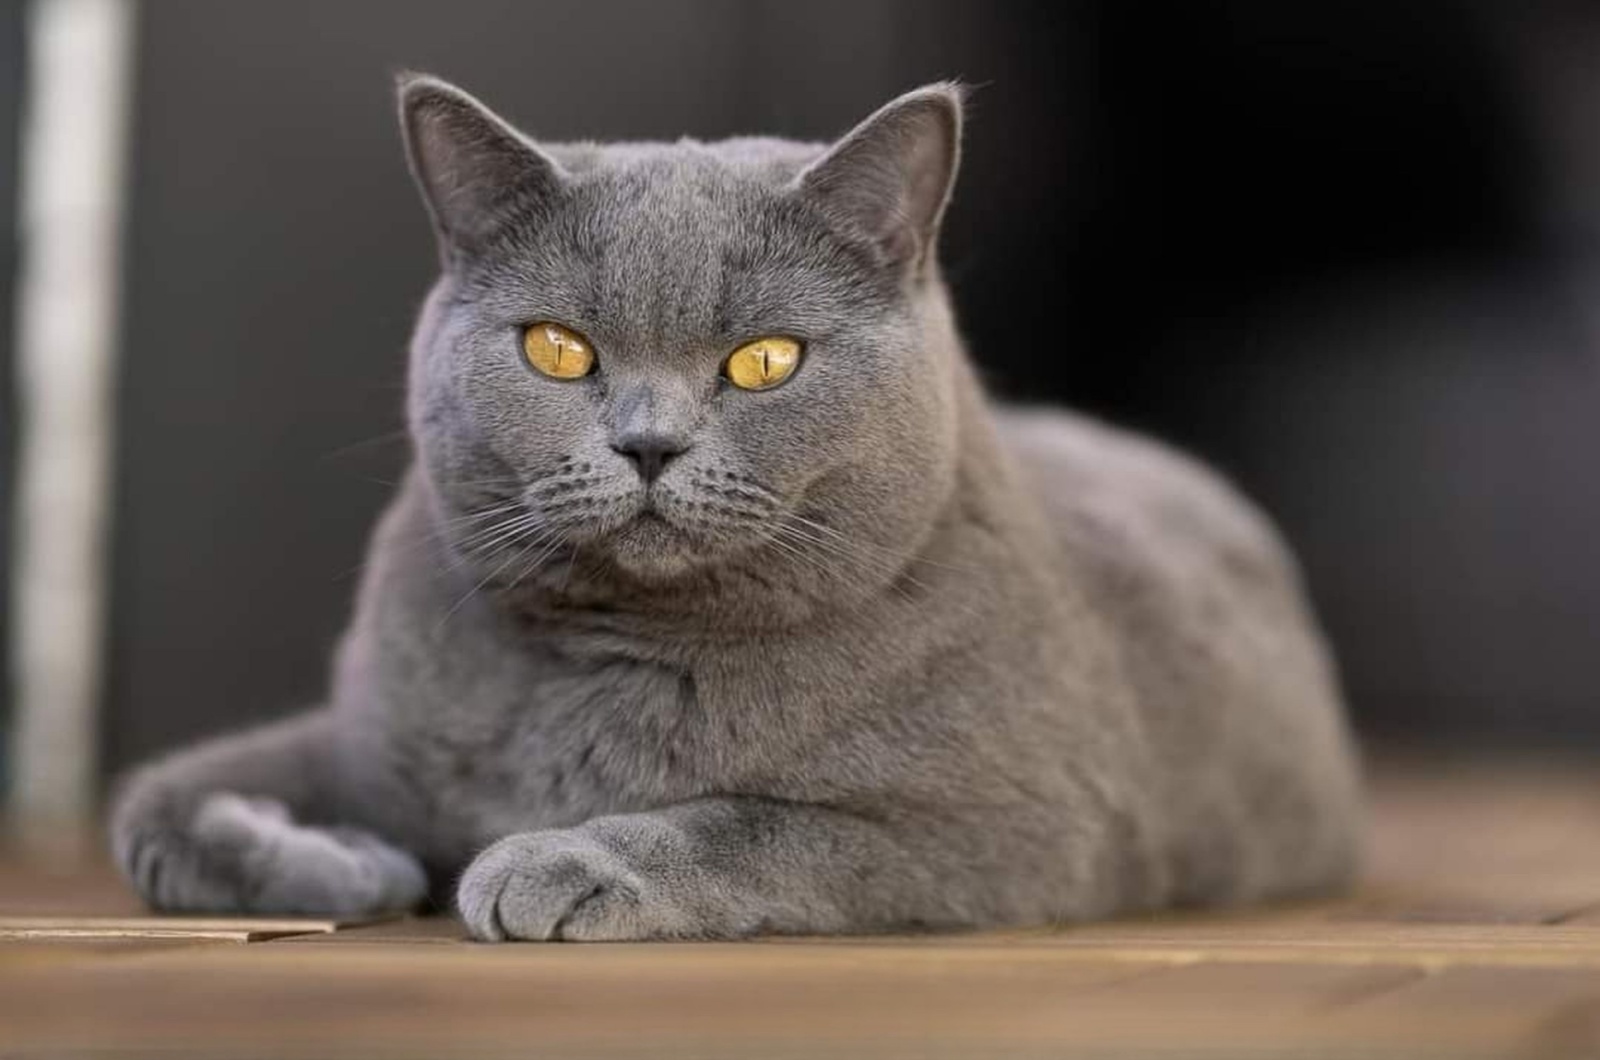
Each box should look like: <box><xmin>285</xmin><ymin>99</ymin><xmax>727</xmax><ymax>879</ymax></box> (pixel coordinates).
<box><xmin>990</xmin><ymin>402</ymin><xmax>1344</xmax><ymax>753</ymax></box>
<box><xmin>994</xmin><ymin>405</ymin><xmax>1300</xmax><ymax>602</ymax></box>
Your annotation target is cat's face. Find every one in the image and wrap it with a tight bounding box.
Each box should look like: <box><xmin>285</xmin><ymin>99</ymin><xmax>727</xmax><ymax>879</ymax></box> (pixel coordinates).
<box><xmin>400</xmin><ymin>78</ymin><xmax>964</xmax><ymax>590</ymax></box>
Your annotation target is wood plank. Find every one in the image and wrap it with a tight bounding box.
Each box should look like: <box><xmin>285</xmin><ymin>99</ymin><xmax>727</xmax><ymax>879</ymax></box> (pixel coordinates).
<box><xmin>0</xmin><ymin>914</ymin><xmax>368</xmax><ymax>942</ymax></box>
<box><xmin>974</xmin><ymin>961</ymin><xmax>1436</xmax><ymax>1050</ymax></box>
<box><xmin>1362</xmin><ymin>757</ymin><xmax>1600</xmax><ymax>926</ymax></box>
<box><xmin>277</xmin><ymin>915</ymin><xmax>468</xmax><ymax>944</ymax></box>
<box><xmin>0</xmin><ymin>942</ymin><xmax>1174</xmax><ymax>1055</ymax></box>
<box><xmin>0</xmin><ymin>938</ymin><xmax>237</xmax><ymax>965</ymax></box>
<box><xmin>1321</xmin><ymin>965</ymin><xmax>1600</xmax><ymax>1056</ymax></box>
<box><xmin>1022</xmin><ymin>922</ymin><xmax>1600</xmax><ymax>969</ymax></box>
<box><xmin>0</xmin><ymin>941</ymin><xmax>1542</xmax><ymax>1058</ymax></box>
<box><xmin>1087</xmin><ymin>959</ymin><xmax>1427</xmax><ymax>1010</ymax></box>
<box><xmin>1550</xmin><ymin>904</ymin><xmax>1600</xmax><ymax>927</ymax></box>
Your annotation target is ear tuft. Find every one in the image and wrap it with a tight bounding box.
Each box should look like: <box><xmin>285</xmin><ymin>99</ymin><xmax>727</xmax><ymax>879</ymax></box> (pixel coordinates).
<box><xmin>397</xmin><ymin>74</ymin><xmax>565</xmax><ymax>263</ymax></box>
<box><xmin>795</xmin><ymin>82</ymin><xmax>966</xmax><ymax>278</ymax></box>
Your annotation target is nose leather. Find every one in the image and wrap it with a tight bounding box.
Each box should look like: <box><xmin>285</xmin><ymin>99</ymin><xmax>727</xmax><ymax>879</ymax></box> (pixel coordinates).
<box><xmin>610</xmin><ymin>435</ymin><xmax>686</xmax><ymax>484</ymax></box>
<box><xmin>608</xmin><ymin>379</ymin><xmax>695</xmax><ymax>484</ymax></box>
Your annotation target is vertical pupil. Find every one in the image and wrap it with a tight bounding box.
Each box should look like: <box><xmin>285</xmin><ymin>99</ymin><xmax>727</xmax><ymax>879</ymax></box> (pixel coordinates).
<box><xmin>761</xmin><ymin>346</ymin><xmax>770</xmax><ymax>379</ymax></box>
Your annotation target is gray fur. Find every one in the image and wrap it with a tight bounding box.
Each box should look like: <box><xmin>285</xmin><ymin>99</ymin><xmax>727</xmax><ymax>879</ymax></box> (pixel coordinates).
<box><xmin>109</xmin><ymin>76</ymin><xmax>1361</xmax><ymax>939</ymax></box>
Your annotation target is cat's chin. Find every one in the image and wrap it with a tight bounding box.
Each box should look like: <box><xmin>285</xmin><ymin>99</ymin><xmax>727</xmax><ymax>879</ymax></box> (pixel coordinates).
<box><xmin>602</xmin><ymin>514</ymin><xmax>706</xmax><ymax>582</ymax></box>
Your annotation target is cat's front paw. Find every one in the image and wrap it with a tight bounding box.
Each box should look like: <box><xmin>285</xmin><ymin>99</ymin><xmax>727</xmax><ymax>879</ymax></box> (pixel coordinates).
<box><xmin>114</xmin><ymin>790</ymin><xmax>427</xmax><ymax>916</ymax></box>
<box><xmin>457</xmin><ymin>827</ymin><xmax>698</xmax><ymax>942</ymax></box>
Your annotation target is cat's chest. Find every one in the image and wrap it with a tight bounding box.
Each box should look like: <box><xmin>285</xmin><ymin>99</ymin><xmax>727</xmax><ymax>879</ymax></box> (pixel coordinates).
<box><xmin>391</xmin><ymin>633</ymin><xmax>760</xmax><ymax>846</ymax></box>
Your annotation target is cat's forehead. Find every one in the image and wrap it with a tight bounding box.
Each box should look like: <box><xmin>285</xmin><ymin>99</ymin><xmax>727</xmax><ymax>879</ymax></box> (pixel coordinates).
<box><xmin>526</xmin><ymin>138</ymin><xmax>841</xmax><ymax>271</ymax></box>
<box><xmin>461</xmin><ymin>135</ymin><xmax>892</xmax><ymax>340</ymax></box>
<box><xmin>544</xmin><ymin>136</ymin><xmax>827</xmax><ymax>186</ymax></box>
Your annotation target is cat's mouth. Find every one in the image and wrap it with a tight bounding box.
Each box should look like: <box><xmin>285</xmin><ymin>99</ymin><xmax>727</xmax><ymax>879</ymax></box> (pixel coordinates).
<box><xmin>587</xmin><ymin>486</ymin><xmax>770</xmax><ymax>580</ymax></box>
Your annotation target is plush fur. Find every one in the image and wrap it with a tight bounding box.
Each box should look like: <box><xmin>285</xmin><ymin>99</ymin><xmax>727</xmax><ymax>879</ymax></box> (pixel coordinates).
<box><xmin>109</xmin><ymin>76</ymin><xmax>1361</xmax><ymax>940</ymax></box>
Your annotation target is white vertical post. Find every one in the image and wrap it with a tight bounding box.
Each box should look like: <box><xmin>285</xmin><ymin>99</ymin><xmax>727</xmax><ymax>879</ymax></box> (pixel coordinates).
<box><xmin>7</xmin><ymin>0</ymin><xmax>135</xmax><ymax>850</ymax></box>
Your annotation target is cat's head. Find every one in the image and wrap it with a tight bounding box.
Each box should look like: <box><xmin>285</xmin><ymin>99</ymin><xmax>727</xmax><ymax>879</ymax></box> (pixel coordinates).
<box><xmin>399</xmin><ymin>75</ymin><xmax>967</xmax><ymax>599</ymax></box>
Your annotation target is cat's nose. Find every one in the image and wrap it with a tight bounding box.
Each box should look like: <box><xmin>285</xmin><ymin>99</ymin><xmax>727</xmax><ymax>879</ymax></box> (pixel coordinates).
<box><xmin>611</xmin><ymin>434</ymin><xmax>688</xmax><ymax>485</ymax></box>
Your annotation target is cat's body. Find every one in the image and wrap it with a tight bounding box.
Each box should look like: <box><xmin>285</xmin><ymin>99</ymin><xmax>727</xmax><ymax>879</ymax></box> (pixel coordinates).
<box><xmin>111</xmin><ymin>79</ymin><xmax>1360</xmax><ymax>939</ymax></box>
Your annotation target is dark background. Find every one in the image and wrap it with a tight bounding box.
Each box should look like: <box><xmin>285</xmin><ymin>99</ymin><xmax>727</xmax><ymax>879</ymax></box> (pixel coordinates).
<box><xmin>50</xmin><ymin>0</ymin><xmax>1600</xmax><ymax>776</ymax></box>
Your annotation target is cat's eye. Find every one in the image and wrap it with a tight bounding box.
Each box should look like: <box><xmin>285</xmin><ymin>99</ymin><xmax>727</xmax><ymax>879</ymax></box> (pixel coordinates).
<box><xmin>724</xmin><ymin>337</ymin><xmax>803</xmax><ymax>391</ymax></box>
<box><xmin>523</xmin><ymin>322</ymin><xmax>595</xmax><ymax>380</ymax></box>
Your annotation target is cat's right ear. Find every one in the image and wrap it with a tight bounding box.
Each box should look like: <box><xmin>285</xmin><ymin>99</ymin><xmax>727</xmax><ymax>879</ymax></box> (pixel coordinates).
<box><xmin>397</xmin><ymin>74</ymin><xmax>566</xmax><ymax>264</ymax></box>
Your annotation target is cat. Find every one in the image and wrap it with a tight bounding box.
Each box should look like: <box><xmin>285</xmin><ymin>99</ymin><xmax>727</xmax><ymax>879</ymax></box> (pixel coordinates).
<box><xmin>109</xmin><ymin>75</ymin><xmax>1361</xmax><ymax>940</ymax></box>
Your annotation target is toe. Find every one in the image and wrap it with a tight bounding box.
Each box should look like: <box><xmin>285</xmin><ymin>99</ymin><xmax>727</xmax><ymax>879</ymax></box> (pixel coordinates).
<box><xmin>457</xmin><ymin>831</ymin><xmax>637</xmax><ymax>942</ymax></box>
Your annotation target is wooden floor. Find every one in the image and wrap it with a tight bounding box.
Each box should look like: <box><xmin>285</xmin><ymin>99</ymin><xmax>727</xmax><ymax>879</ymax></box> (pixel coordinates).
<box><xmin>5</xmin><ymin>757</ymin><xmax>1600</xmax><ymax>1059</ymax></box>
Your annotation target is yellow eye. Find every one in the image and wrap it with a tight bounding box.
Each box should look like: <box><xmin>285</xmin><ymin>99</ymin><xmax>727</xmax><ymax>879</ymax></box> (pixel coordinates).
<box><xmin>523</xmin><ymin>322</ymin><xmax>595</xmax><ymax>380</ymax></box>
<box><xmin>724</xmin><ymin>337</ymin><xmax>802</xmax><ymax>391</ymax></box>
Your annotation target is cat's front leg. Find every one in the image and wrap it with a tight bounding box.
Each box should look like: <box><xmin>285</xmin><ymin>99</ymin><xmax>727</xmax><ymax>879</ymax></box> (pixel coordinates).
<box><xmin>110</xmin><ymin>710</ymin><xmax>426</xmax><ymax>916</ymax></box>
<box><xmin>457</xmin><ymin>797</ymin><xmax>963</xmax><ymax>941</ymax></box>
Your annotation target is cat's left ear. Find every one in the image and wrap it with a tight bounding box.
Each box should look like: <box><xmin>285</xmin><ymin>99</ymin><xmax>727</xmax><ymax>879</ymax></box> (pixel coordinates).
<box><xmin>794</xmin><ymin>82</ymin><xmax>965</xmax><ymax>280</ymax></box>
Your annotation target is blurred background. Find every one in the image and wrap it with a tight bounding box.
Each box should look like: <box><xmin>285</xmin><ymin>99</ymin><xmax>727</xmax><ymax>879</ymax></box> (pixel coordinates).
<box><xmin>2</xmin><ymin>0</ymin><xmax>1598</xmax><ymax>833</ymax></box>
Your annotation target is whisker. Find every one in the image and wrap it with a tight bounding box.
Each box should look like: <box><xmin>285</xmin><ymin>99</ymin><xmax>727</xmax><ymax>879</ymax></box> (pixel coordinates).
<box><xmin>435</xmin><ymin>526</ymin><xmax>555</xmax><ymax>632</ymax></box>
<box><xmin>318</xmin><ymin>429</ymin><xmax>410</xmax><ymax>462</ymax></box>
<box><xmin>765</xmin><ymin>529</ymin><xmax>877</xmax><ymax>625</ymax></box>
<box><xmin>777</xmin><ymin>519</ymin><xmax>914</xmax><ymax>584</ymax></box>
<box><xmin>436</xmin><ymin>500</ymin><xmax>526</xmax><ymax>529</ymax></box>
<box><xmin>774</xmin><ymin>520</ymin><xmax>931</xmax><ymax>612</ymax></box>
<box><xmin>452</xmin><ymin>509</ymin><xmax>543</xmax><ymax>549</ymax></box>
<box><xmin>443</xmin><ymin>512</ymin><xmax>555</xmax><ymax>573</ymax></box>
<box><xmin>334</xmin><ymin>502</ymin><xmax>529</xmax><ymax>581</ymax></box>
<box><xmin>443</xmin><ymin>476</ymin><xmax>535</xmax><ymax>488</ymax></box>
<box><xmin>556</xmin><ymin>544</ymin><xmax>581</xmax><ymax>593</ymax></box>
<box><xmin>786</xmin><ymin>519</ymin><xmax>990</xmax><ymax>624</ymax></box>
<box><xmin>786</xmin><ymin>512</ymin><xmax>979</xmax><ymax>576</ymax></box>
<box><xmin>507</xmin><ymin>535</ymin><xmax>570</xmax><ymax>591</ymax></box>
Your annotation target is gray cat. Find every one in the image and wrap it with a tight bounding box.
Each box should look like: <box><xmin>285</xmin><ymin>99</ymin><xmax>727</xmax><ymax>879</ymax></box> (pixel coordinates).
<box><xmin>109</xmin><ymin>76</ymin><xmax>1361</xmax><ymax>940</ymax></box>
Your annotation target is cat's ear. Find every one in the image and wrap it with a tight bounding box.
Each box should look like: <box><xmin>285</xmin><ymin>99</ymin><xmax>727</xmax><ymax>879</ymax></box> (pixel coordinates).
<box><xmin>795</xmin><ymin>82</ymin><xmax>965</xmax><ymax>279</ymax></box>
<box><xmin>397</xmin><ymin>73</ymin><xmax>566</xmax><ymax>263</ymax></box>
